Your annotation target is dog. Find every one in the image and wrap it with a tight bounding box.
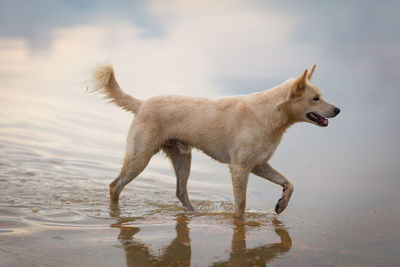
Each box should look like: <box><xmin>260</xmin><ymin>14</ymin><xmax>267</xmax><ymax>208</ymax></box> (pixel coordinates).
<box><xmin>91</xmin><ymin>64</ymin><xmax>340</xmax><ymax>219</ymax></box>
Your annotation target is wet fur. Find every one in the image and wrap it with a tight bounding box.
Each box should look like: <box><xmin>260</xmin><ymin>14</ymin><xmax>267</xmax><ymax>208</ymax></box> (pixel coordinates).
<box><xmin>91</xmin><ymin>64</ymin><xmax>339</xmax><ymax>219</ymax></box>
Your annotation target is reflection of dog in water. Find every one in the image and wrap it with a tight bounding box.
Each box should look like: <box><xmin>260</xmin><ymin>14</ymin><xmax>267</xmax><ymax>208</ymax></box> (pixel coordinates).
<box><xmin>213</xmin><ymin>218</ymin><xmax>292</xmax><ymax>266</ymax></box>
<box><xmin>92</xmin><ymin>64</ymin><xmax>340</xmax><ymax>219</ymax></box>
<box><xmin>115</xmin><ymin>215</ymin><xmax>191</xmax><ymax>266</ymax></box>
<box><xmin>110</xmin><ymin>207</ymin><xmax>291</xmax><ymax>266</ymax></box>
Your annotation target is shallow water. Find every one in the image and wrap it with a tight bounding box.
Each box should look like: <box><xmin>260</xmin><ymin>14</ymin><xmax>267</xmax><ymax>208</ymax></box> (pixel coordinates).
<box><xmin>2</xmin><ymin>1</ymin><xmax>400</xmax><ymax>266</ymax></box>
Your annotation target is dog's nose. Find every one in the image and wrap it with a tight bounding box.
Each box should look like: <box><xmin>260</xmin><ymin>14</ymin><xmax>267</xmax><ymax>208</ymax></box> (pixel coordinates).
<box><xmin>334</xmin><ymin>107</ymin><xmax>341</xmax><ymax>115</ymax></box>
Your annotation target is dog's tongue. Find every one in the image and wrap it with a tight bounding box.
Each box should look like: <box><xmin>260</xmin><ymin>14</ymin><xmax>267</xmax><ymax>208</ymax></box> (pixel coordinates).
<box><xmin>310</xmin><ymin>112</ymin><xmax>328</xmax><ymax>126</ymax></box>
<box><xmin>318</xmin><ymin>115</ymin><xmax>329</xmax><ymax>126</ymax></box>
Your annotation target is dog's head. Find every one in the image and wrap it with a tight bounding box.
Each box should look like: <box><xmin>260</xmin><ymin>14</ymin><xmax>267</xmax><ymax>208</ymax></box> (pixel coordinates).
<box><xmin>285</xmin><ymin>65</ymin><xmax>340</xmax><ymax>127</ymax></box>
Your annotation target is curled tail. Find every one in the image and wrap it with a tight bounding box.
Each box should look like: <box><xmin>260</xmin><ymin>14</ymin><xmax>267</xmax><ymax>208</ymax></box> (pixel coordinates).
<box><xmin>90</xmin><ymin>65</ymin><xmax>142</xmax><ymax>114</ymax></box>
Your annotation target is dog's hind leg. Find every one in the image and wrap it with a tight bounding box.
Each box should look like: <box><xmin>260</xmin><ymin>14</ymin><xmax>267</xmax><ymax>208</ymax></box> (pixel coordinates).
<box><xmin>109</xmin><ymin>133</ymin><xmax>159</xmax><ymax>204</ymax></box>
<box><xmin>252</xmin><ymin>163</ymin><xmax>294</xmax><ymax>214</ymax></box>
<box><xmin>163</xmin><ymin>144</ymin><xmax>194</xmax><ymax>211</ymax></box>
<box><xmin>109</xmin><ymin>158</ymin><xmax>150</xmax><ymax>204</ymax></box>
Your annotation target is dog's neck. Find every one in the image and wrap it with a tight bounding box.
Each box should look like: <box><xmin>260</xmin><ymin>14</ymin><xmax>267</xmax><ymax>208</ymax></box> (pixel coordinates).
<box><xmin>246</xmin><ymin>83</ymin><xmax>296</xmax><ymax>136</ymax></box>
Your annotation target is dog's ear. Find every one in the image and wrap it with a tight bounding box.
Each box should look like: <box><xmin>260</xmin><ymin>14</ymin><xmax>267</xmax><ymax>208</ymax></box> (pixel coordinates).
<box><xmin>293</xmin><ymin>69</ymin><xmax>307</xmax><ymax>97</ymax></box>
<box><xmin>307</xmin><ymin>64</ymin><xmax>316</xmax><ymax>80</ymax></box>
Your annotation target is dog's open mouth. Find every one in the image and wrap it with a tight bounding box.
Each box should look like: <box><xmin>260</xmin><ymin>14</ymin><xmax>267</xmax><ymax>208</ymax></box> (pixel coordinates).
<box><xmin>307</xmin><ymin>112</ymin><xmax>328</xmax><ymax>127</ymax></box>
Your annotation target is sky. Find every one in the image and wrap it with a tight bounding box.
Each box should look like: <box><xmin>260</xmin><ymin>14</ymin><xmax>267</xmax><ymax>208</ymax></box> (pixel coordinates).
<box><xmin>0</xmin><ymin>0</ymin><xmax>399</xmax><ymax>209</ymax></box>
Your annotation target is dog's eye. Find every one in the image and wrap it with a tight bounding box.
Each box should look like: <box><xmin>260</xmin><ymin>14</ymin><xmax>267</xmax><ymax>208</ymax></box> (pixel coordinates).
<box><xmin>313</xmin><ymin>96</ymin><xmax>320</xmax><ymax>101</ymax></box>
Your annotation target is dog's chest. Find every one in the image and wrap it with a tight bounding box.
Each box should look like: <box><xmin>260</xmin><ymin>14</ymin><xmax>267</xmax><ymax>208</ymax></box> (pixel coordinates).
<box><xmin>259</xmin><ymin>136</ymin><xmax>281</xmax><ymax>162</ymax></box>
<box><xmin>233</xmin><ymin>136</ymin><xmax>281</xmax><ymax>166</ymax></box>
<box><xmin>264</xmin><ymin>142</ymin><xmax>279</xmax><ymax>161</ymax></box>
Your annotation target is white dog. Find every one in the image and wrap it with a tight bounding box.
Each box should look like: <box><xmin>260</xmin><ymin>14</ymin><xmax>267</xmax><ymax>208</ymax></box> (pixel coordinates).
<box><xmin>91</xmin><ymin>64</ymin><xmax>340</xmax><ymax>219</ymax></box>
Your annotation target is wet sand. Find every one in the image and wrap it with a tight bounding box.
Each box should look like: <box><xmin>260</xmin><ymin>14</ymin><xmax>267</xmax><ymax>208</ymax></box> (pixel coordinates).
<box><xmin>1</xmin><ymin>200</ymin><xmax>399</xmax><ymax>266</ymax></box>
<box><xmin>1</xmin><ymin>154</ymin><xmax>399</xmax><ymax>267</ymax></box>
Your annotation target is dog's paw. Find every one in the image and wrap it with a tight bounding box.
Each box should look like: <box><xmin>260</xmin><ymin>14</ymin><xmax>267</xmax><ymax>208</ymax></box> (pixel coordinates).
<box><xmin>275</xmin><ymin>182</ymin><xmax>294</xmax><ymax>214</ymax></box>
<box><xmin>183</xmin><ymin>204</ymin><xmax>195</xmax><ymax>212</ymax></box>
<box><xmin>275</xmin><ymin>197</ymin><xmax>288</xmax><ymax>214</ymax></box>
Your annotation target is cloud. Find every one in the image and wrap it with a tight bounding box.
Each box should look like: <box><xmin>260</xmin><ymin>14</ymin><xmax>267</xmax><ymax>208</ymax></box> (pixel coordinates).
<box><xmin>0</xmin><ymin>1</ymin><xmax>309</xmax><ymax>99</ymax></box>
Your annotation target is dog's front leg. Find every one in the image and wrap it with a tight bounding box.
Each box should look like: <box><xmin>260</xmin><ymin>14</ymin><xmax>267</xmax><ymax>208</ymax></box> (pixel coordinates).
<box><xmin>229</xmin><ymin>165</ymin><xmax>250</xmax><ymax>220</ymax></box>
<box><xmin>252</xmin><ymin>163</ymin><xmax>294</xmax><ymax>214</ymax></box>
